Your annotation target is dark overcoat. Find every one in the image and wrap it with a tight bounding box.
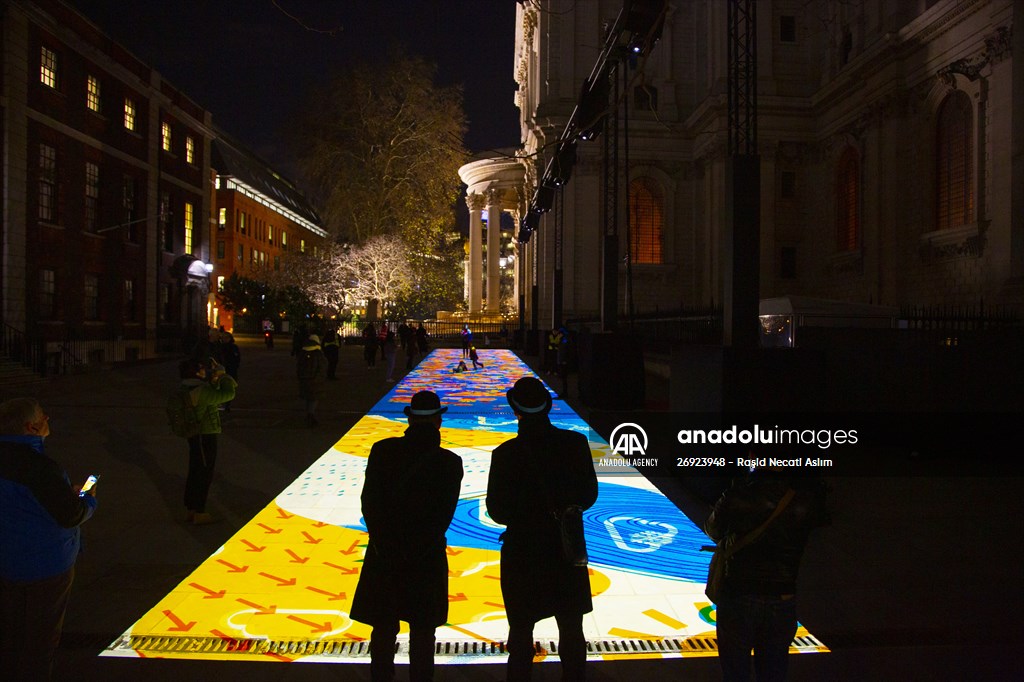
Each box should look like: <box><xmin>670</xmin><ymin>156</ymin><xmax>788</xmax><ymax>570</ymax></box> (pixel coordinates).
<box><xmin>350</xmin><ymin>423</ymin><xmax>463</xmax><ymax>627</ymax></box>
<box><xmin>295</xmin><ymin>346</ymin><xmax>325</xmax><ymax>400</ymax></box>
<box><xmin>486</xmin><ymin>416</ymin><xmax>598</xmax><ymax>625</ymax></box>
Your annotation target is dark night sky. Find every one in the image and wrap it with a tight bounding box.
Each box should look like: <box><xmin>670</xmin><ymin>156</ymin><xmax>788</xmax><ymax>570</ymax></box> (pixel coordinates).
<box><xmin>65</xmin><ymin>0</ymin><xmax>523</xmax><ymax>172</ymax></box>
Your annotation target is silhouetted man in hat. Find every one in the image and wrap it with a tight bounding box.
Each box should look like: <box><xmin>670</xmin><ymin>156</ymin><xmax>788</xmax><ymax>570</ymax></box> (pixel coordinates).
<box><xmin>350</xmin><ymin>390</ymin><xmax>463</xmax><ymax>682</ymax></box>
<box><xmin>486</xmin><ymin>376</ymin><xmax>598</xmax><ymax>682</ymax></box>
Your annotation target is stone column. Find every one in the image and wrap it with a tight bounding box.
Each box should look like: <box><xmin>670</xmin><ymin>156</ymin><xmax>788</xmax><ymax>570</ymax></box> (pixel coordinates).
<box><xmin>466</xmin><ymin>193</ymin><xmax>485</xmax><ymax>313</ymax></box>
<box><xmin>486</xmin><ymin>190</ymin><xmax>502</xmax><ymax>314</ymax></box>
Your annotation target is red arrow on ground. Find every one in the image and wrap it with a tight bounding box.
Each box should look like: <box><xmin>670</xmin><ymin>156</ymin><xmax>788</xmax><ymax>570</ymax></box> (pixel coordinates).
<box><xmin>306</xmin><ymin>586</ymin><xmax>347</xmax><ymax>601</ymax></box>
<box><xmin>257</xmin><ymin>523</ymin><xmax>283</xmax><ymax>534</ymax></box>
<box><xmin>448</xmin><ymin>593</ymin><xmax>468</xmax><ymax>602</ymax></box>
<box><xmin>301</xmin><ymin>531</ymin><xmax>323</xmax><ymax>544</ymax></box>
<box><xmin>287</xmin><ymin>614</ymin><xmax>333</xmax><ymax>633</ymax></box>
<box><xmin>310</xmin><ymin>521</ymin><xmax>330</xmax><ymax>528</ymax></box>
<box><xmin>188</xmin><ymin>582</ymin><xmax>226</xmax><ymax>599</ymax></box>
<box><xmin>216</xmin><ymin>559</ymin><xmax>249</xmax><ymax>573</ymax></box>
<box><xmin>276</xmin><ymin>508</ymin><xmax>294</xmax><ymax>520</ymax></box>
<box><xmin>322</xmin><ymin>561</ymin><xmax>359</xmax><ymax>575</ymax></box>
<box><xmin>285</xmin><ymin>549</ymin><xmax>309</xmax><ymax>564</ymax></box>
<box><xmin>446</xmin><ymin>547</ymin><xmax>463</xmax><ymax>556</ymax></box>
<box><xmin>162</xmin><ymin>609</ymin><xmax>195</xmax><ymax>632</ymax></box>
<box><xmin>241</xmin><ymin>539</ymin><xmax>266</xmax><ymax>553</ymax></box>
<box><xmin>338</xmin><ymin>540</ymin><xmax>361</xmax><ymax>555</ymax></box>
<box><xmin>236</xmin><ymin>598</ymin><xmax>276</xmax><ymax>615</ymax></box>
<box><xmin>258</xmin><ymin>571</ymin><xmax>297</xmax><ymax>587</ymax></box>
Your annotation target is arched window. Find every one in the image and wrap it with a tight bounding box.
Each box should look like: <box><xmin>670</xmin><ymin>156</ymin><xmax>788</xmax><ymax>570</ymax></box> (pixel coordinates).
<box><xmin>628</xmin><ymin>177</ymin><xmax>664</xmax><ymax>264</ymax></box>
<box><xmin>835</xmin><ymin>146</ymin><xmax>859</xmax><ymax>252</ymax></box>
<box><xmin>936</xmin><ymin>91</ymin><xmax>973</xmax><ymax>231</ymax></box>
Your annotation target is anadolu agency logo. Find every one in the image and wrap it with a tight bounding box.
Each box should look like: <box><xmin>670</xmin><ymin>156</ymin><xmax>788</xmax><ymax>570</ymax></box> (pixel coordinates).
<box><xmin>610</xmin><ymin>422</ymin><xmax>648</xmax><ymax>456</ymax></box>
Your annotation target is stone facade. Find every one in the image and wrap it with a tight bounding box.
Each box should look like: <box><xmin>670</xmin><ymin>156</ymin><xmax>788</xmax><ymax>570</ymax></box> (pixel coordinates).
<box><xmin>513</xmin><ymin>0</ymin><xmax>1023</xmax><ymax>327</ymax></box>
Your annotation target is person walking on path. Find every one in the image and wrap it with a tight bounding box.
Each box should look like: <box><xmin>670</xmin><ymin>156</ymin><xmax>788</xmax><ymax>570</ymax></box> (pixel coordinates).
<box><xmin>296</xmin><ymin>334</ymin><xmax>326</xmax><ymax>427</ymax></box>
<box><xmin>363</xmin><ymin>323</ymin><xmax>378</xmax><ymax>368</ymax></box>
<box><xmin>461</xmin><ymin>324</ymin><xmax>472</xmax><ymax>358</ymax></box>
<box><xmin>322</xmin><ymin>328</ymin><xmax>341</xmax><ymax>380</ymax></box>
<box><xmin>486</xmin><ymin>377</ymin><xmax>598</xmax><ymax>682</ymax></box>
<box><xmin>415</xmin><ymin>322</ymin><xmax>429</xmax><ymax>355</ymax></box>
<box><xmin>382</xmin><ymin>331</ymin><xmax>398</xmax><ymax>383</ymax></box>
<box><xmin>469</xmin><ymin>345</ymin><xmax>483</xmax><ymax>369</ymax></box>
<box><xmin>0</xmin><ymin>397</ymin><xmax>98</xmax><ymax>681</ymax></box>
<box><xmin>174</xmin><ymin>358</ymin><xmax>237</xmax><ymax>524</ymax></box>
<box><xmin>704</xmin><ymin>465</ymin><xmax>829</xmax><ymax>682</ymax></box>
<box><xmin>350</xmin><ymin>390</ymin><xmax>463</xmax><ymax>682</ymax></box>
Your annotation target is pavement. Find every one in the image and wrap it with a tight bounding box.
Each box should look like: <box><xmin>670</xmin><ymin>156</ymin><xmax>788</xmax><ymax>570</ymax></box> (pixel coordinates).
<box><xmin>9</xmin><ymin>336</ymin><xmax>1024</xmax><ymax>681</ymax></box>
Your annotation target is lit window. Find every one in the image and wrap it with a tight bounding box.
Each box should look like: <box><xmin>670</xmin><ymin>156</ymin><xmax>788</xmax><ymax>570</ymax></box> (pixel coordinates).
<box><xmin>40</xmin><ymin>269</ymin><xmax>56</xmax><ymax>318</ymax></box>
<box><xmin>161</xmin><ymin>122</ymin><xmax>171</xmax><ymax>151</ymax></box>
<box><xmin>836</xmin><ymin>147</ymin><xmax>860</xmax><ymax>252</ymax></box>
<box><xmin>300</xmin><ymin>239</ymin><xmax>306</xmax><ymax>253</ymax></box>
<box><xmin>268</xmin><ymin>225</ymin><xmax>273</xmax><ymax>244</ymax></box>
<box><xmin>281</xmin><ymin>231</ymin><xmax>287</xmax><ymax>249</ymax></box>
<box><xmin>84</xmin><ymin>274</ymin><xmax>99</xmax><ymax>319</ymax></box>
<box><xmin>40</xmin><ymin>46</ymin><xmax>57</xmax><ymax>88</ymax></box>
<box><xmin>936</xmin><ymin>91</ymin><xmax>973</xmax><ymax>231</ymax></box>
<box><xmin>185</xmin><ymin>136</ymin><xmax>195</xmax><ymax>164</ymax></box>
<box><xmin>184</xmin><ymin>202</ymin><xmax>194</xmax><ymax>255</ymax></box>
<box><xmin>627</xmin><ymin>177</ymin><xmax>664</xmax><ymax>264</ymax></box>
<box><xmin>124</xmin><ymin>97</ymin><xmax>136</xmax><ymax>131</ymax></box>
<box><xmin>217</xmin><ymin>276</ymin><xmax>225</xmax><ymax>291</ymax></box>
<box><xmin>85</xmin><ymin>162</ymin><xmax>99</xmax><ymax>231</ymax></box>
<box><xmin>218</xmin><ymin>207</ymin><xmax>226</xmax><ymax>230</ymax></box>
<box><xmin>38</xmin><ymin>143</ymin><xmax>58</xmax><ymax>222</ymax></box>
<box><xmin>86</xmin><ymin>75</ymin><xmax>101</xmax><ymax>112</ymax></box>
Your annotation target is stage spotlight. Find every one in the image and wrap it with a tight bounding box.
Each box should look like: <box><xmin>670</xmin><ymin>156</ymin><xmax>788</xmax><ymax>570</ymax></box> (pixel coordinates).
<box><xmin>532</xmin><ymin>184</ymin><xmax>555</xmax><ymax>213</ymax></box>
<box><xmin>624</xmin><ymin>0</ymin><xmax>666</xmax><ymax>56</ymax></box>
<box><xmin>577</xmin><ymin>71</ymin><xmax>611</xmax><ymax>141</ymax></box>
<box><xmin>518</xmin><ymin>211</ymin><xmax>540</xmax><ymax>243</ymax></box>
<box><xmin>545</xmin><ymin>141</ymin><xmax>577</xmax><ymax>187</ymax></box>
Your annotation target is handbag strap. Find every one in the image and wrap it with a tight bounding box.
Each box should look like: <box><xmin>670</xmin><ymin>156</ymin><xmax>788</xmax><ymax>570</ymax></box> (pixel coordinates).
<box><xmin>719</xmin><ymin>488</ymin><xmax>796</xmax><ymax>559</ymax></box>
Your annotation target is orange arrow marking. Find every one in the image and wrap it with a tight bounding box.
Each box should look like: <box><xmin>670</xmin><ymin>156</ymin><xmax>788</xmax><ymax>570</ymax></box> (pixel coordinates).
<box><xmin>484</xmin><ymin>601</ymin><xmax>505</xmax><ymax>609</ymax></box>
<box><xmin>258</xmin><ymin>571</ymin><xmax>297</xmax><ymax>587</ymax></box>
<box><xmin>275</xmin><ymin>508</ymin><xmax>294</xmax><ymax>519</ymax></box>
<box><xmin>446</xmin><ymin>547</ymin><xmax>463</xmax><ymax>556</ymax></box>
<box><xmin>287</xmin><ymin>614</ymin><xmax>333</xmax><ymax>633</ymax></box>
<box><xmin>484</xmin><ymin>574</ymin><xmax>501</xmax><ymax>581</ymax></box>
<box><xmin>311</xmin><ymin>521</ymin><xmax>330</xmax><ymax>528</ymax></box>
<box><xmin>448</xmin><ymin>593</ymin><xmax>468</xmax><ymax>602</ymax></box>
<box><xmin>236</xmin><ymin>598</ymin><xmax>276</xmax><ymax>615</ymax></box>
<box><xmin>216</xmin><ymin>559</ymin><xmax>249</xmax><ymax>573</ymax></box>
<box><xmin>306</xmin><ymin>586</ymin><xmax>347</xmax><ymax>601</ymax></box>
<box><xmin>162</xmin><ymin>609</ymin><xmax>195</xmax><ymax>632</ymax></box>
<box><xmin>257</xmin><ymin>523</ymin><xmax>283</xmax><ymax>534</ymax></box>
<box><xmin>285</xmin><ymin>549</ymin><xmax>310</xmax><ymax>564</ymax></box>
<box><xmin>301</xmin><ymin>531</ymin><xmax>323</xmax><ymax>544</ymax></box>
<box><xmin>323</xmin><ymin>561</ymin><xmax>359</xmax><ymax>575</ymax></box>
<box><xmin>188</xmin><ymin>582</ymin><xmax>226</xmax><ymax>599</ymax></box>
<box><xmin>338</xmin><ymin>540</ymin><xmax>361</xmax><ymax>555</ymax></box>
<box><xmin>241</xmin><ymin>539</ymin><xmax>266</xmax><ymax>552</ymax></box>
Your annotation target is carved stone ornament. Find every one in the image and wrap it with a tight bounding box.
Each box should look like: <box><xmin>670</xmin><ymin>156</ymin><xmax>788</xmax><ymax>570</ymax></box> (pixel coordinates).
<box><xmin>937</xmin><ymin>25</ymin><xmax>1011</xmax><ymax>83</ymax></box>
<box><xmin>918</xmin><ymin>223</ymin><xmax>987</xmax><ymax>262</ymax></box>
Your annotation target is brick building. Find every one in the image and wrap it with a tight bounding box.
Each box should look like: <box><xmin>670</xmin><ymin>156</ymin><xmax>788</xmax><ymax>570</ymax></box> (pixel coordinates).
<box><xmin>2</xmin><ymin>0</ymin><xmax>214</xmax><ymax>368</ymax></box>
<box><xmin>209</xmin><ymin>133</ymin><xmax>327</xmax><ymax>334</ymax></box>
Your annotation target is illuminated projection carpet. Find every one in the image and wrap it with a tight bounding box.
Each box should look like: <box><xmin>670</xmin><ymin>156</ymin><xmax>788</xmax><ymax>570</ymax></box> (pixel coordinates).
<box><xmin>104</xmin><ymin>349</ymin><xmax>826</xmax><ymax>664</ymax></box>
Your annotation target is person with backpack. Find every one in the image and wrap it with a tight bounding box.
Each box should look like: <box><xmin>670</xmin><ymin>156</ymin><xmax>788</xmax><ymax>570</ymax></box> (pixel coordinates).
<box><xmin>172</xmin><ymin>357</ymin><xmax>236</xmax><ymax>525</ymax></box>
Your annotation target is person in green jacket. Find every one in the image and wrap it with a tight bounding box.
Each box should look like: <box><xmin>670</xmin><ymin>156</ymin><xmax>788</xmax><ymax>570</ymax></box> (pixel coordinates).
<box><xmin>176</xmin><ymin>357</ymin><xmax>236</xmax><ymax>524</ymax></box>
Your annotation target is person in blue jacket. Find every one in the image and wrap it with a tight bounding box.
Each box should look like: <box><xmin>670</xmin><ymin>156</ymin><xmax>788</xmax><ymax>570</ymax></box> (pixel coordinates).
<box><xmin>0</xmin><ymin>397</ymin><xmax>98</xmax><ymax>680</ymax></box>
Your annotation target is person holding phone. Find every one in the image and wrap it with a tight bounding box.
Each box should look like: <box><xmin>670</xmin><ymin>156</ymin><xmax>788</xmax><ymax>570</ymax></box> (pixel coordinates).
<box><xmin>0</xmin><ymin>397</ymin><xmax>98</xmax><ymax>680</ymax></box>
